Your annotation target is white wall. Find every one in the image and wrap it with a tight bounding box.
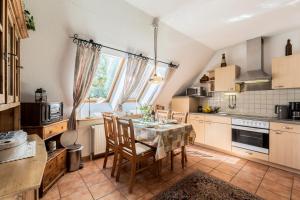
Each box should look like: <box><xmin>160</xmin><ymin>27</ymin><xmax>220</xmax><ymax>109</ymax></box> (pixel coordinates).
<box><xmin>192</xmin><ymin>28</ymin><xmax>300</xmax><ymax>86</ymax></box>
<box><xmin>21</xmin><ymin>0</ymin><xmax>213</xmax><ymax>156</ymax></box>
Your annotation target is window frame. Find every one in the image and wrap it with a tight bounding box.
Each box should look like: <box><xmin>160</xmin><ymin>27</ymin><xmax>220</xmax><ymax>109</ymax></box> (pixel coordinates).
<box><xmin>85</xmin><ymin>53</ymin><xmax>125</xmax><ymax>103</ymax></box>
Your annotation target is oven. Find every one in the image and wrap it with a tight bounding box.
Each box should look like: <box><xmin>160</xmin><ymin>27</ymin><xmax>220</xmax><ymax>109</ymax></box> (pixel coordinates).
<box><xmin>231</xmin><ymin>118</ymin><xmax>269</xmax><ymax>154</ymax></box>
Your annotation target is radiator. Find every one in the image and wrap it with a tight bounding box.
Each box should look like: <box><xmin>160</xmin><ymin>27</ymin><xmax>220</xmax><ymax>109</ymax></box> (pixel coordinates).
<box><xmin>91</xmin><ymin>124</ymin><xmax>106</xmax><ymax>157</ymax></box>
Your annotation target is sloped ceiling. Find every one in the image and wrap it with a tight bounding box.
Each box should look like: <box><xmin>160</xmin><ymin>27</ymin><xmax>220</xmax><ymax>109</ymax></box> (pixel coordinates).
<box><xmin>125</xmin><ymin>0</ymin><xmax>300</xmax><ymax>50</ymax></box>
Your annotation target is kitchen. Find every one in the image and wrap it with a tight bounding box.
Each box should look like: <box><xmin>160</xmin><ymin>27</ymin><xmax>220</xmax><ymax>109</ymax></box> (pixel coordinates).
<box><xmin>173</xmin><ymin>36</ymin><xmax>300</xmax><ymax>174</ymax></box>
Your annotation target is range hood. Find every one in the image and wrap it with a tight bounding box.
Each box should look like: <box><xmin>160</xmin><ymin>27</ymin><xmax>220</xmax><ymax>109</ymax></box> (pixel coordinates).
<box><xmin>235</xmin><ymin>37</ymin><xmax>271</xmax><ymax>84</ymax></box>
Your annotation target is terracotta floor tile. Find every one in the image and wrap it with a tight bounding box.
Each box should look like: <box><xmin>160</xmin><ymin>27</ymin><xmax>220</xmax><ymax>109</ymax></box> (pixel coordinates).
<box><xmin>215</xmin><ymin>162</ymin><xmax>240</xmax><ymax>176</ymax></box>
<box><xmin>260</xmin><ymin>178</ymin><xmax>291</xmax><ymax>199</ymax></box>
<box><xmin>99</xmin><ymin>190</ymin><xmax>126</xmax><ymax>200</ymax></box>
<box><xmin>193</xmin><ymin>162</ymin><xmax>213</xmax><ymax>173</ymax></box>
<box><xmin>60</xmin><ymin>187</ymin><xmax>93</xmax><ymax>200</ymax></box>
<box><xmin>82</xmin><ymin>170</ymin><xmax>109</xmax><ymax>187</ymax></box>
<box><xmin>263</xmin><ymin>168</ymin><xmax>293</xmax><ymax>188</ymax></box>
<box><xmin>119</xmin><ymin>184</ymin><xmax>149</xmax><ymax>200</ymax></box>
<box><xmin>146</xmin><ymin>182</ymin><xmax>170</xmax><ymax>195</ymax></box>
<box><xmin>256</xmin><ymin>187</ymin><xmax>289</xmax><ymax>200</ymax></box>
<box><xmin>230</xmin><ymin>170</ymin><xmax>262</xmax><ymax>193</ymax></box>
<box><xmin>222</xmin><ymin>157</ymin><xmax>247</xmax><ymax>169</ymax></box>
<box><xmin>198</xmin><ymin>157</ymin><xmax>222</xmax><ymax>168</ymax></box>
<box><xmin>89</xmin><ymin>180</ymin><xmax>117</xmax><ymax>199</ymax></box>
<box><xmin>58</xmin><ymin>178</ymin><xmax>86</xmax><ymax>197</ymax></box>
<box><xmin>209</xmin><ymin>169</ymin><xmax>233</xmax><ymax>182</ymax></box>
<box><xmin>240</xmin><ymin>161</ymin><xmax>268</xmax><ymax>178</ymax></box>
<box><xmin>292</xmin><ymin>188</ymin><xmax>300</xmax><ymax>200</ymax></box>
<box><xmin>79</xmin><ymin>161</ymin><xmax>100</xmax><ymax>177</ymax></box>
<box><xmin>57</xmin><ymin>171</ymin><xmax>81</xmax><ymax>185</ymax></box>
<box><xmin>294</xmin><ymin>176</ymin><xmax>300</xmax><ymax>191</ymax></box>
<box><xmin>41</xmin><ymin>184</ymin><xmax>60</xmax><ymax>200</ymax></box>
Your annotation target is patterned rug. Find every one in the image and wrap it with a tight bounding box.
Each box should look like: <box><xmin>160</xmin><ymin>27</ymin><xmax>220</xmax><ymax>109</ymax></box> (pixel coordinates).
<box><xmin>153</xmin><ymin>171</ymin><xmax>262</xmax><ymax>200</ymax></box>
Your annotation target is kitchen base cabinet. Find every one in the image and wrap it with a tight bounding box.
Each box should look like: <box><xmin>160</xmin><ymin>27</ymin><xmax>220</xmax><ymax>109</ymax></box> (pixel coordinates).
<box><xmin>269</xmin><ymin>126</ymin><xmax>300</xmax><ymax>170</ymax></box>
<box><xmin>204</xmin><ymin>121</ymin><xmax>231</xmax><ymax>151</ymax></box>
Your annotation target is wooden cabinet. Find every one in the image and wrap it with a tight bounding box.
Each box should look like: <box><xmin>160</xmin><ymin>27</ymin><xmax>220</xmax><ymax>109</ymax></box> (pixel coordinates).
<box><xmin>188</xmin><ymin>114</ymin><xmax>205</xmax><ymax>144</ymax></box>
<box><xmin>269</xmin><ymin>122</ymin><xmax>300</xmax><ymax>170</ymax></box>
<box><xmin>22</xmin><ymin>120</ymin><xmax>68</xmax><ymax>197</ymax></box>
<box><xmin>42</xmin><ymin>149</ymin><xmax>66</xmax><ymax>192</ymax></box>
<box><xmin>272</xmin><ymin>54</ymin><xmax>300</xmax><ymax>89</ymax></box>
<box><xmin>171</xmin><ymin>96</ymin><xmax>199</xmax><ymax>113</ymax></box>
<box><xmin>0</xmin><ymin>0</ymin><xmax>27</xmax><ymax>106</ymax></box>
<box><xmin>214</xmin><ymin>65</ymin><xmax>240</xmax><ymax>92</ymax></box>
<box><xmin>204</xmin><ymin>116</ymin><xmax>231</xmax><ymax>151</ymax></box>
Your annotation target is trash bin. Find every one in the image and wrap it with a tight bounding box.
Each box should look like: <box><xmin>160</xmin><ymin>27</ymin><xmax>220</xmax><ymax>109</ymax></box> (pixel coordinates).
<box><xmin>67</xmin><ymin>144</ymin><xmax>84</xmax><ymax>172</ymax></box>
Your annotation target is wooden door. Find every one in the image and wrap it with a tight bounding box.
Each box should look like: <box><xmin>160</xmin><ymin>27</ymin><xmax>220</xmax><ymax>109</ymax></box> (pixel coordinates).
<box><xmin>204</xmin><ymin>121</ymin><xmax>231</xmax><ymax>151</ymax></box>
<box><xmin>0</xmin><ymin>0</ymin><xmax>5</xmax><ymax>104</ymax></box>
<box><xmin>269</xmin><ymin>130</ymin><xmax>300</xmax><ymax>170</ymax></box>
<box><xmin>14</xmin><ymin>36</ymin><xmax>20</xmax><ymax>102</ymax></box>
<box><xmin>290</xmin><ymin>54</ymin><xmax>300</xmax><ymax>88</ymax></box>
<box><xmin>215</xmin><ymin>65</ymin><xmax>239</xmax><ymax>92</ymax></box>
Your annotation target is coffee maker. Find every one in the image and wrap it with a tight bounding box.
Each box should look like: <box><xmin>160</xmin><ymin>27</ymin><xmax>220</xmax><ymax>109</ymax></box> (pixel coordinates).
<box><xmin>289</xmin><ymin>102</ymin><xmax>300</xmax><ymax>120</ymax></box>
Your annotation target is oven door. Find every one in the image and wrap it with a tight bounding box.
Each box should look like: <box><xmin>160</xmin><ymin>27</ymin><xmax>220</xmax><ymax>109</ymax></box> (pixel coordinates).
<box><xmin>232</xmin><ymin>125</ymin><xmax>269</xmax><ymax>154</ymax></box>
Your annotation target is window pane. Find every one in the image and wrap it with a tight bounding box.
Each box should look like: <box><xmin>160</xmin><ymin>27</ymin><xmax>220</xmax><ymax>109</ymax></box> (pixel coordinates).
<box><xmin>88</xmin><ymin>53</ymin><xmax>123</xmax><ymax>101</ymax></box>
<box><xmin>139</xmin><ymin>66</ymin><xmax>169</xmax><ymax>105</ymax></box>
<box><xmin>129</xmin><ymin>63</ymin><xmax>154</xmax><ymax>99</ymax></box>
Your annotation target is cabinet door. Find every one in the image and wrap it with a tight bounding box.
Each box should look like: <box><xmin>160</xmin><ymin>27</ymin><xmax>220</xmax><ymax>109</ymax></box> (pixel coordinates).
<box><xmin>204</xmin><ymin>122</ymin><xmax>231</xmax><ymax>151</ymax></box>
<box><xmin>272</xmin><ymin>54</ymin><xmax>300</xmax><ymax>89</ymax></box>
<box><xmin>0</xmin><ymin>0</ymin><xmax>5</xmax><ymax>104</ymax></box>
<box><xmin>269</xmin><ymin>130</ymin><xmax>300</xmax><ymax>169</ymax></box>
<box><xmin>6</xmin><ymin>12</ymin><xmax>14</xmax><ymax>103</ymax></box>
<box><xmin>215</xmin><ymin>65</ymin><xmax>239</xmax><ymax>92</ymax></box>
<box><xmin>190</xmin><ymin>118</ymin><xmax>205</xmax><ymax>144</ymax></box>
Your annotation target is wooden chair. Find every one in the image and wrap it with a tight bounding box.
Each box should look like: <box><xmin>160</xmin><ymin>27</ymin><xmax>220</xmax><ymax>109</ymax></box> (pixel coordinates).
<box><xmin>170</xmin><ymin>111</ymin><xmax>188</xmax><ymax>170</ymax></box>
<box><xmin>102</xmin><ymin>113</ymin><xmax>118</xmax><ymax>177</ymax></box>
<box><xmin>156</xmin><ymin>109</ymin><xmax>169</xmax><ymax>121</ymax></box>
<box><xmin>115</xmin><ymin>117</ymin><xmax>157</xmax><ymax>193</ymax></box>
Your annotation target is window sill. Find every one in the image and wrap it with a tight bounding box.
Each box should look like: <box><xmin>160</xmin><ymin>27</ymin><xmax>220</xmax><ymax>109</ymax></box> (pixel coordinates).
<box><xmin>76</xmin><ymin>117</ymin><xmax>103</xmax><ymax>128</ymax></box>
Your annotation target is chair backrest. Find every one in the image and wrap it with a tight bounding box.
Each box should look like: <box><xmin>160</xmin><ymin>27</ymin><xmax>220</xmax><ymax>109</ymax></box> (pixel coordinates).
<box><xmin>156</xmin><ymin>109</ymin><xmax>169</xmax><ymax>121</ymax></box>
<box><xmin>103</xmin><ymin>112</ymin><xmax>117</xmax><ymax>145</ymax></box>
<box><xmin>171</xmin><ymin>111</ymin><xmax>188</xmax><ymax>123</ymax></box>
<box><xmin>116</xmin><ymin>117</ymin><xmax>136</xmax><ymax>156</ymax></box>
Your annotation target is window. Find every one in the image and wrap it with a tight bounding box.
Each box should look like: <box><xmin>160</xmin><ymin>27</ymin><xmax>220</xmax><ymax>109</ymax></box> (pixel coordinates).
<box><xmin>87</xmin><ymin>53</ymin><xmax>124</xmax><ymax>102</ymax></box>
<box><xmin>139</xmin><ymin>65</ymin><xmax>169</xmax><ymax>105</ymax></box>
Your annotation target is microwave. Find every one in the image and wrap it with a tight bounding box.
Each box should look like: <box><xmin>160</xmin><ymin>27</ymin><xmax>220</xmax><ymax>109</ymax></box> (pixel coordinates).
<box><xmin>186</xmin><ymin>87</ymin><xmax>207</xmax><ymax>96</ymax></box>
<box><xmin>21</xmin><ymin>102</ymin><xmax>63</xmax><ymax>126</ymax></box>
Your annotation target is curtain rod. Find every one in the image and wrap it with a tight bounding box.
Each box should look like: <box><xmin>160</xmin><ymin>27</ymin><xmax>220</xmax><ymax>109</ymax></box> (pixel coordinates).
<box><xmin>70</xmin><ymin>34</ymin><xmax>179</xmax><ymax>69</ymax></box>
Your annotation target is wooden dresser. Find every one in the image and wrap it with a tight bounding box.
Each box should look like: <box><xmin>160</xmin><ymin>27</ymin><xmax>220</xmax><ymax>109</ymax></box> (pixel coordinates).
<box><xmin>22</xmin><ymin>119</ymin><xmax>68</xmax><ymax>197</ymax></box>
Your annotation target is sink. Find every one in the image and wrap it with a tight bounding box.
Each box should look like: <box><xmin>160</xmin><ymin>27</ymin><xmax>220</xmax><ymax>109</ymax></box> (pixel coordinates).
<box><xmin>218</xmin><ymin>113</ymin><xmax>228</xmax><ymax>116</ymax></box>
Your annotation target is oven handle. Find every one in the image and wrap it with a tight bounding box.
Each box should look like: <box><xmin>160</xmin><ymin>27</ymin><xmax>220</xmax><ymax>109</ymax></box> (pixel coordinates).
<box><xmin>232</xmin><ymin>125</ymin><xmax>269</xmax><ymax>134</ymax></box>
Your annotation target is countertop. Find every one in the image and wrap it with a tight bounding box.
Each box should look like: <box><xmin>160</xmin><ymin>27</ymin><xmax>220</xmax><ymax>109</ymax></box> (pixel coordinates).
<box><xmin>189</xmin><ymin>112</ymin><xmax>300</xmax><ymax>125</ymax></box>
<box><xmin>0</xmin><ymin>134</ymin><xmax>47</xmax><ymax>198</ymax></box>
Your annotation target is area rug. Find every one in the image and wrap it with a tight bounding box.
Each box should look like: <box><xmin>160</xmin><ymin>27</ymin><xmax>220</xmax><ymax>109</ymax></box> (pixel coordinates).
<box><xmin>153</xmin><ymin>171</ymin><xmax>262</xmax><ymax>200</ymax></box>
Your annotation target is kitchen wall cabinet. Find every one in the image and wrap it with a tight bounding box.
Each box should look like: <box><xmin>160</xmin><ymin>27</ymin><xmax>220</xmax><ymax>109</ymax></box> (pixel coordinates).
<box><xmin>270</xmin><ymin>122</ymin><xmax>300</xmax><ymax>170</ymax></box>
<box><xmin>272</xmin><ymin>54</ymin><xmax>300</xmax><ymax>89</ymax></box>
<box><xmin>214</xmin><ymin>65</ymin><xmax>240</xmax><ymax>92</ymax></box>
<box><xmin>204</xmin><ymin>116</ymin><xmax>231</xmax><ymax>151</ymax></box>
<box><xmin>188</xmin><ymin>114</ymin><xmax>205</xmax><ymax>144</ymax></box>
<box><xmin>171</xmin><ymin>96</ymin><xmax>199</xmax><ymax>113</ymax></box>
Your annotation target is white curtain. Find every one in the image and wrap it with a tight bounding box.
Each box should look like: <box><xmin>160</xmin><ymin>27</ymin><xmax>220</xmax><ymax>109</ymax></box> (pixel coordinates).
<box><xmin>116</xmin><ymin>54</ymin><xmax>149</xmax><ymax>111</ymax></box>
<box><xmin>68</xmin><ymin>43</ymin><xmax>101</xmax><ymax>130</ymax></box>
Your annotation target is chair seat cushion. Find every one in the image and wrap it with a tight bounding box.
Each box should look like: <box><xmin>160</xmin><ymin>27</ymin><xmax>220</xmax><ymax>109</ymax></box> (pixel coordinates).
<box><xmin>135</xmin><ymin>142</ymin><xmax>152</xmax><ymax>155</ymax></box>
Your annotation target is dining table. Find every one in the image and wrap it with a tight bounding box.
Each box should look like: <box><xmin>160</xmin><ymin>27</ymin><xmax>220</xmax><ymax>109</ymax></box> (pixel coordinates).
<box><xmin>132</xmin><ymin>119</ymin><xmax>193</xmax><ymax>160</ymax></box>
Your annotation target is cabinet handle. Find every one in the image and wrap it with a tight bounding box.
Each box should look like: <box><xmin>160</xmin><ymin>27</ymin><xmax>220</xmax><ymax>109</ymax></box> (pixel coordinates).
<box><xmin>275</xmin><ymin>85</ymin><xmax>284</xmax><ymax>88</ymax></box>
<box><xmin>275</xmin><ymin>131</ymin><xmax>282</xmax><ymax>134</ymax></box>
<box><xmin>246</xmin><ymin>151</ymin><xmax>253</xmax><ymax>155</ymax></box>
<box><xmin>61</xmin><ymin>126</ymin><xmax>64</xmax><ymax>129</ymax></box>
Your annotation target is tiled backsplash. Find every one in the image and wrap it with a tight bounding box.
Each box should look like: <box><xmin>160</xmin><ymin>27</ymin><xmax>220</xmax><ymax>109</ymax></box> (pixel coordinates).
<box><xmin>201</xmin><ymin>89</ymin><xmax>300</xmax><ymax>117</ymax></box>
